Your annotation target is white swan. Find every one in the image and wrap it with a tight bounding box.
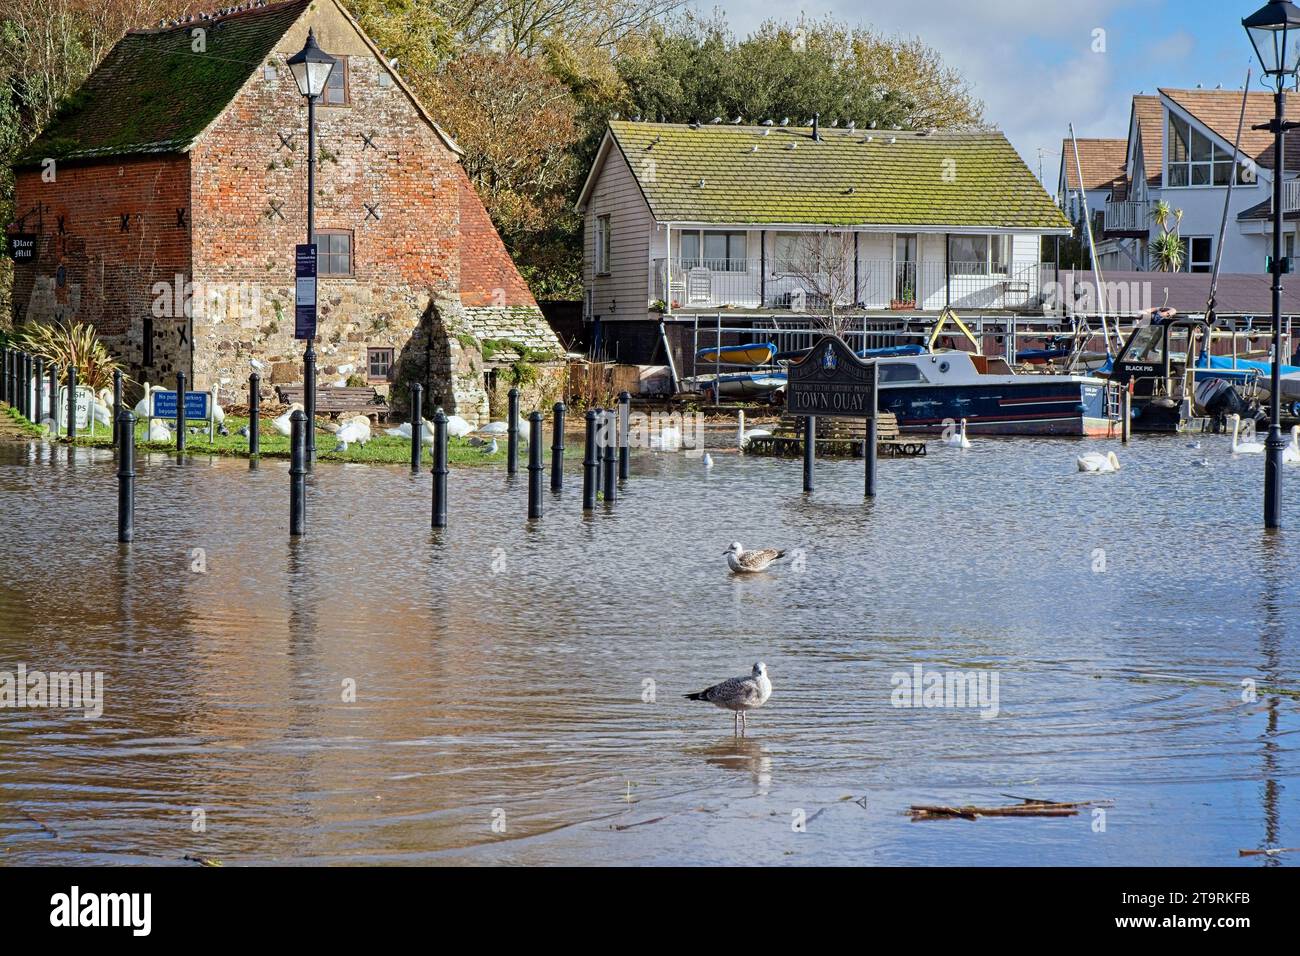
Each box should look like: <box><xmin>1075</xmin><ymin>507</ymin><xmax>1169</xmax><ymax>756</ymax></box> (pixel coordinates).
<box><xmin>1077</xmin><ymin>450</ymin><xmax>1121</xmax><ymax>473</ymax></box>
<box><xmin>147</xmin><ymin>418</ymin><xmax>172</xmax><ymax>443</ymax></box>
<box><xmin>479</xmin><ymin>421</ymin><xmax>509</xmax><ymax>435</ymax></box>
<box><xmin>132</xmin><ymin>384</ymin><xmax>163</xmax><ymax>417</ymax></box>
<box><xmin>332</xmin><ymin>417</ymin><xmax>370</xmax><ymax>452</ymax></box>
<box><xmin>271</xmin><ymin>402</ymin><xmax>305</xmax><ymax>437</ymax></box>
<box><xmin>1229</xmin><ymin>414</ymin><xmax>1265</xmax><ymax>454</ymax></box>
<box><xmin>1285</xmin><ymin>425</ymin><xmax>1300</xmax><ymax>464</ymax></box>
<box><xmin>446</xmin><ymin>415</ymin><xmax>473</xmax><ymax>438</ymax></box>
<box><xmin>942</xmin><ymin>418</ymin><xmax>972</xmax><ymax>449</ymax></box>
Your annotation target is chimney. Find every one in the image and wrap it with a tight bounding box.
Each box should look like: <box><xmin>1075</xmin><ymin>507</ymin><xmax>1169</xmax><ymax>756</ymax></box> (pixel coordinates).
<box><xmin>812</xmin><ymin>112</ymin><xmax>821</xmax><ymax>141</ymax></box>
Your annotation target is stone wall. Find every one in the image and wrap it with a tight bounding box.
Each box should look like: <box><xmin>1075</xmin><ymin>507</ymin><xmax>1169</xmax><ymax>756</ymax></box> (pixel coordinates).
<box><xmin>187</xmin><ymin>4</ymin><xmax>486</xmax><ymax>418</ymax></box>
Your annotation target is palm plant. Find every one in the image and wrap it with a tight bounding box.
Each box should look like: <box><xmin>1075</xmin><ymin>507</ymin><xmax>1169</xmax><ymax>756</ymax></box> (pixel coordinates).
<box><xmin>13</xmin><ymin>320</ymin><xmax>125</xmax><ymax>392</ymax></box>
<box><xmin>1148</xmin><ymin>201</ymin><xmax>1186</xmax><ymax>272</ymax></box>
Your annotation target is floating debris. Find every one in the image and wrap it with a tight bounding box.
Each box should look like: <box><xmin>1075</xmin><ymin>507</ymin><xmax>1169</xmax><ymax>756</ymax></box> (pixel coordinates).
<box><xmin>183</xmin><ymin>854</ymin><xmax>224</xmax><ymax>867</ymax></box>
<box><xmin>908</xmin><ymin>797</ymin><xmax>1113</xmax><ymax>821</ymax></box>
<box><xmin>1238</xmin><ymin>847</ymin><xmax>1300</xmax><ymax>857</ymax></box>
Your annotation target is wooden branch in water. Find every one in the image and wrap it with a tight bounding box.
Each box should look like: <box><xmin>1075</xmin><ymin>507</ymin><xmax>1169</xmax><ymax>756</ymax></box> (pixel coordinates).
<box><xmin>909</xmin><ymin>798</ymin><xmax>1112</xmax><ymax>821</ymax></box>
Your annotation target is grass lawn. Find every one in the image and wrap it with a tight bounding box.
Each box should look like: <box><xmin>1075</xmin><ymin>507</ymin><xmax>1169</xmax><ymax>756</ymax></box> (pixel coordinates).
<box><xmin>69</xmin><ymin>415</ymin><xmax>525</xmax><ymax>467</ymax></box>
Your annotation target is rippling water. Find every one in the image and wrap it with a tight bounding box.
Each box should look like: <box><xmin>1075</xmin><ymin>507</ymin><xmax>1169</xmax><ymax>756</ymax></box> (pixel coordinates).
<box><xmin>0</xmin><ymin>432</ymin><xmax>1296</xmax><ymax>866</ymax></box>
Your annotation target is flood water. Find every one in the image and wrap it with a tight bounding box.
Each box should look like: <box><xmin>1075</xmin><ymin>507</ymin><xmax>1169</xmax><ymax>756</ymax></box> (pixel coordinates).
<box><xmin>0</xmin><ymin>430</ymin><xmax>1297</xmax><ymax>866</ymax></box>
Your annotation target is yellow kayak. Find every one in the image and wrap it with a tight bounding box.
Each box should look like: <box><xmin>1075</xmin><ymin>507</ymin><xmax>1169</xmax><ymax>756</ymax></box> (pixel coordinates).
<box><xmin>695</xmin><ymin>343</ymin><xmax>778</xmax><ymax>366</ymax></box>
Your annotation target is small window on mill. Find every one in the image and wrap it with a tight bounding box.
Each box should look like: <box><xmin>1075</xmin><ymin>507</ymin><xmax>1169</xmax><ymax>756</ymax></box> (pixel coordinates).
<box><xmin>368</xmin><ymin>347</ymin><xmax>394</xmax><ymax>382</ymax></box>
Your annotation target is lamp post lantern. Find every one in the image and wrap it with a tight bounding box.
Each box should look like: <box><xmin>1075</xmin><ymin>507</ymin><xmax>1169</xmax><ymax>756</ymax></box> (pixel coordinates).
<box><xmin>287</xmin><ymin>28</ymin><xmax>336</xmax><ymax>469</ymax></box>
<box><xmin>1245</xmin><ymin>0</ymin><xmax>1300</xmax><ymax>529</ymax></box>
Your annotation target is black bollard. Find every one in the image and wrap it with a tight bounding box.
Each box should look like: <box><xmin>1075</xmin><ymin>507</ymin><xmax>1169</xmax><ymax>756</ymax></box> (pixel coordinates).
<box><xmin>24</xmin><ymin>352</ymin><xmax>33</xmax><ymax>419</ymax></box>
<box><xmin>528</xmin><ymin>412</ymin><xmax>544</xmax><ymax>520</ymax></box>
<box><xmin>176</xmin><ymin>371</ymin><xmax>187</xmax><ymax>452</ymax></box>
<box><xmin>618</xmin><ymin>391</ymin><xmax>631</xmax><ymax>481</ymax></box>
<box><xmin>304</xmin><ymin>348</ymin><xmax>316</xmax><ymax>469</ymax></box>
<box><xmin>248</xmin><ymin>373</ymin><xmax>261</xmax><ymax>455</ymax></box>
<box><xmin>409</xmin><ymin>382</ymin><xmax>423</xmax><ymax>473</ymax></box>
<box><xmin>591</xmin><ymin>407</ymin><xmax>603</xmax><ymax>496</ymax></box>
<box><xmin>34</xmin><ymin>357</ymin><xmax>44</xmax><ymax>427</ymax></box>
<box><xmin>1</xmin><ymin>346</ymin><xmax>8</xmax><ymax>405</ymax></box>
<box><xmin>582</xmin><ymin>409</ymin><xmax>598</xmax><ymax>511</ymax></box>
<box><xmin>431</xmin><ymin>410</ymin><xmax>448</xmax><ymax>528</ymax></box>
<box><xmin>289</xmin><ymin>409</ymin><xmax>306</xmax><ymax>536</ymax></box>
<box><xmin>112</xmin><ymin>369</ymin><xmax>122</xmax><ymax>445</ymax></box>
<box><xmin>506</xmin><ymin>387</ymin><xmax>520</xmax><ymax>475</ymax></box>
<box><xmin>803</xmin><ymin>415</ymin><xmax>816</xmax><ymax>493</ymax></box>
<box><xmin>550</xmin><ymin>401</ymin><xmax>565</xmax><ymax>491</ymax></box>
<box><xmin>864</xmin><ymin>415</ymin><xmax>878</xmax><ymax>498</ymax></box>
<box><xmin>17</xmin><ymin>352</ymin><xmax>26</xmax><ymax>419</ymax></box>
<box><xmin>48</xmin><ymin>364</ymin><xmax>58</xmax><ymax>433</ymax></box>
<box><xmin>117</xmin><ymin>410</ymin><xmax>136</xmax><ymax>543</ymax></box>
<box><xmin>602</xmin><ymin>409</ymin><xmax>617</xmax><ymax>503</ymax></box>
<box><xmin>67</xmin><ymin>365</ymin><xmax>78</xmax><ymax>440</ymax></box>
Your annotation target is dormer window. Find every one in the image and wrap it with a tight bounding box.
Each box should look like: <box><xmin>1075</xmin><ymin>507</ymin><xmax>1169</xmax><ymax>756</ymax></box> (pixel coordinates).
<box><xmin>1167</xmin><ymin>113</ymin><xmax>1246</xmax><ymax>186</ymax></box>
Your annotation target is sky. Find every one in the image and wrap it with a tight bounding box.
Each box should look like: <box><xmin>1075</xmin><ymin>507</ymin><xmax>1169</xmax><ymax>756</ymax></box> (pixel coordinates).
<box><xmin>695</xmin><ymin>0</ymin><xmax>1266</xmax><ymax>183</ymax></box>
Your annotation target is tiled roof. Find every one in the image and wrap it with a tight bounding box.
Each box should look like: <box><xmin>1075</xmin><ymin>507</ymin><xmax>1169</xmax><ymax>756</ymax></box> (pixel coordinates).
<box><xmin>1062</xmin><ymin>269</ymin><xmax>1300</xmax><ymax>315</ymax></box>
<box><xmin>1060</xmin><ymin>138</ymin><xmax>1127</xmax><ymax>193</ymax></box>
<box><xmin>1132</xmin><ymin>94</ymin><xmax>1164</xmax><ymax>189</ymax></box>
<box><xmin>19</xmin><ymin>0</ymin><xmax>312</xmax><ymax>164</ymax></box>
<box><xmin>601</xmin><ymin>121</ymin><xmax>1071</xmax><ymax>231</ymax></box>
<box><xmin>457</xmin><ymin>168</ymin><xmax>538</xmax><ymax>309</ymax></box>
<box><xmin>1162</xmin><ymin>88</ymin><xmax>1300</xmax><ymax>171</ymax></box>
<box><xmin>462</xmin><ymin>306</ymin><xmax>564</xmax><ymax>360</ymax></box>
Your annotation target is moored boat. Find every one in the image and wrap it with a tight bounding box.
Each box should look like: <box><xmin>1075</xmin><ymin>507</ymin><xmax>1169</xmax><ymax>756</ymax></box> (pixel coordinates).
<box><xmin>695</xmin><ymin>342</ymin><xmax>778</xmax><ymax>366</ymax></box>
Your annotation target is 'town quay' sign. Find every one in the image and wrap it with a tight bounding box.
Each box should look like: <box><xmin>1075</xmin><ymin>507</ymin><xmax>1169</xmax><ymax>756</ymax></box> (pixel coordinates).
<box><xmin>786</xmin><ymin>335</ymin><xmax>878</xmax><ymax>418</ymax></box>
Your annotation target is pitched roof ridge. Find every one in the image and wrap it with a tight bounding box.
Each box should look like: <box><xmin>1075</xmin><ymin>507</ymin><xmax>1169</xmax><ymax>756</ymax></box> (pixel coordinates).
<box><xmin>131</xmin><ymin>0</ymin><xmax>310</xmax><ymax>35</ymax></box>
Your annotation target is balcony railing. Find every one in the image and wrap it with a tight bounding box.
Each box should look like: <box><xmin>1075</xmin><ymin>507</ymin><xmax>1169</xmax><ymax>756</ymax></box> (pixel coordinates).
<box><xmin>652</xmin><ymin>257</ymin><xmax>1043</xmax><ymax>312</ymax></box>
<box><xmin>1281</xmin><ymin>179</ymin><xmax>1300</xmax><ymax>214</ymax></box>
<box><xmin>1103</xmin><ymin>200</ymin><xmax>1150</xmax><ymax>233</ymax></box>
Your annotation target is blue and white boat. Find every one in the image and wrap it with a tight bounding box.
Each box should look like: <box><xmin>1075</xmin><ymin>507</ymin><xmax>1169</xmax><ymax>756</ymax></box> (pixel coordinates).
<box><xmin>869</xmin><ymin>349</ymin><xmax>1111</xmax><ymax>436</ymax></box>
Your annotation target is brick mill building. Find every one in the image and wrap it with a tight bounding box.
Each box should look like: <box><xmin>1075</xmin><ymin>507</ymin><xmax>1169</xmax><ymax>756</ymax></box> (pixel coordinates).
<box><xmin>6</xmin><ymin>0</ymin><xmax>562</xmax><ymax>420</ymax></box>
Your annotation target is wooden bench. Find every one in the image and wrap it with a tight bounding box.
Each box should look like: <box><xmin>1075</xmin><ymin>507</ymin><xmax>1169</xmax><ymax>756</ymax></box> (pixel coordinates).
<box><xmin>746</xmin><ymin>412</ymin><xmax>926</xmax><ymax>458</ymax></box>
<box><xmin>275</xmin><ymin>385</ymin><xmax>390</xmax><ymax>422</ymax></box>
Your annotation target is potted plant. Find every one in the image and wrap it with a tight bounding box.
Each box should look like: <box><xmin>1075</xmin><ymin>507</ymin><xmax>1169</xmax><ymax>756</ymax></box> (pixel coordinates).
<box><xmin>891</xmin><ymin>284</ymin><xmax>916</xmax><ymax>310</ymax></box>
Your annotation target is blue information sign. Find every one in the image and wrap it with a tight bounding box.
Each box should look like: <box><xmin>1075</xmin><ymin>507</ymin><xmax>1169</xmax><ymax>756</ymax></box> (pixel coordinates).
<box><xmin>295</xmin><ymin>243</ymin><xmax>318</xmax><ymax>340</ymax></box>
<box><xmin>151</xmin><ymin>390</ymin><xmax>211</xmax><ymax>420</ymax></box>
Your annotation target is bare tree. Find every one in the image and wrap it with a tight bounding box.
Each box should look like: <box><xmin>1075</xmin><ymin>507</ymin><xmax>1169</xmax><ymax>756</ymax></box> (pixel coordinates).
<box><xmin>779</xmin><ymin>231</ymin><xmax>857</xmax><ymax>337</ymax></box>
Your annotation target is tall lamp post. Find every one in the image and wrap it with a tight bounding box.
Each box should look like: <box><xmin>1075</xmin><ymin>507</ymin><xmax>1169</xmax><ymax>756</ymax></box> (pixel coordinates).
<box><xmin>1245</xmin><ymin>1</ymin><xmax>1300</xmax><ymax>529</ymax></box>
<box><xmin>288</xmin><ymin>29</ymin><xmax>336</xmax><ymax>469</ymax></box>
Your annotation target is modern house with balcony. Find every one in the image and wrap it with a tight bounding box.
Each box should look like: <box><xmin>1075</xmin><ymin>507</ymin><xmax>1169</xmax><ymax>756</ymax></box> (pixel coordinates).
<box><xmin>1056</xmin><ymin>137</ymin><xmax>1127</xmax><ymax>244</ymax></box>
<box><xmin>1061</xmin><ymin>89</ymin><xmax>1300</xmax><ymax>276</ymax></box>
<box><xmin>577</xmin><ymin>119</ymin><xmax>1072</xmax><ymax>364</ymax></box>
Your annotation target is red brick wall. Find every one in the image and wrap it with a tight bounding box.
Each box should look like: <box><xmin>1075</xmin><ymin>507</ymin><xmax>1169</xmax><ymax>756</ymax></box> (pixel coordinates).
<box><xmin>457</xmin><ymin>167</ymin><xmax>537</xmax><ymax>309</ymax></box>
<box><xmin>10</xmin><ymin>156</ymin><xmax>193</xmax><ymax>381</ymax></box>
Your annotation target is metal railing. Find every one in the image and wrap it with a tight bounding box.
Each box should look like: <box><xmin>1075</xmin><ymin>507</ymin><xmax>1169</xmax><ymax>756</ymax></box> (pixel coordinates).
<box><xmin>654</xmin><ymin>257</ymin><xmax>1045</xmax><ymax>313</ymax></box>
<box><xmin>1103</xmin><ymin>199</ymin><xmax>1150</xmax><ymax>232</ymax></box>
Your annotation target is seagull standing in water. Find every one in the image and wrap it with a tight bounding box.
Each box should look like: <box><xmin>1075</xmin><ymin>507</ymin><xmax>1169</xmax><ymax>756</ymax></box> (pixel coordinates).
<box><xmin>685</xmin><ymin>662</ymin><xmax>772</xmax><ymax>735</ymax></box>
<box><xmin>723</xmin><ymin>541</ymin><xmax>785</xmax><ymax>573</ymax></box>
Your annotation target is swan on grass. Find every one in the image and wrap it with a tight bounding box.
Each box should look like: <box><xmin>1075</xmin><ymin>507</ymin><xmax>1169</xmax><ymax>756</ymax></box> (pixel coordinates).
<box><xmin>147</xmin><ymin>418</ymin><xmax>172</xmax><ymax>443</ymax></box>
<box><xmin>1229</xmin><ymin>414</ymin><xmax>1265</xmax><ymax>454</ymax></box>
<box><xmin>1077</xmin><ymin>451</ymin><xmax>1121</xmax><ymax>473</ymax></box>
<box><xmin>271</xmin><ymin>403</ymin><xmax>305</xmax><ymax>437</ymax></box>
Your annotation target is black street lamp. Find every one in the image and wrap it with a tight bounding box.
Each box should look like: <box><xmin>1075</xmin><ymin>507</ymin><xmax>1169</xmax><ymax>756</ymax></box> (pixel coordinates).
<box><xmin>288</xmin><ymin>28</ymin><xmax>336</xmax><ymax>468</ymax></box>
<box><xmin>1244</xmin><ymin>0</ymin><xmax>1300</xmax><ymax>529</ymax></box>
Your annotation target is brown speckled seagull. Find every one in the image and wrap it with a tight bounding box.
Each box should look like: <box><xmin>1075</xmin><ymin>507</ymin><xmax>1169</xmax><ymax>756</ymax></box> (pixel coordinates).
<box><xmin>684</xmin><ymin>662</ymin><xmax>772</xmax><ymax>734</ymax></box>
<box><xmin>723</xmin><ymin>541</ymin><xmax>785</xmax><ymax>574</ymax></box>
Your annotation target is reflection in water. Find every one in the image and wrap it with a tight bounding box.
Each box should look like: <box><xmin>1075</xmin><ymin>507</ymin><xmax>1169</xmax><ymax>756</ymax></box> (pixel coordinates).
<box><xmin>0</xmin><ymin>435</ymin><xmax>1297</xmax><ymax>865</ymax></box>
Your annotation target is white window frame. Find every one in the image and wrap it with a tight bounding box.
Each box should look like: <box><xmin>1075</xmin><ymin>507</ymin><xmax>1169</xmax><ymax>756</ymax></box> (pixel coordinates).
<box><xmin>1166</xmin><ymin>113</ymin><xmax>1246</xmax><ymax>188</ymax></box>
<box><xmin>948</xmin><ymin>234</ymin><xmax>1010</xmax><ymax>276</ymax></box>
<box><xmin>595</xmin><ymin>215</ymin><xmax>611</xmax><ymax>275</ymax></box>
<box><xmin>1181</xmin><ymin>236</ymin><xmax>1213</xmax><ymax>273</ymax></box>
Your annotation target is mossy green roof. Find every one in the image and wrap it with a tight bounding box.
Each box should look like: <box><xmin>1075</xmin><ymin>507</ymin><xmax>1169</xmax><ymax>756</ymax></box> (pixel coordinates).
<box><xmin>603</xmin><ymin>120</ymin><xmax>1071</xmax><ymax>232</ymax></box>
<box><xmin>18</xmin><ymin>0</ymin><xmax>311</xmax><ymax>165</ymax></box>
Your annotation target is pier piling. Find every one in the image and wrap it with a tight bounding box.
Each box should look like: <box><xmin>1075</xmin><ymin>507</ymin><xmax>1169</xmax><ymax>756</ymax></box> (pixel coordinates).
<box><xmin>1121</xmin><ymin>389</ymin><xmax>1132</xmax><ymax>444</ymax></box>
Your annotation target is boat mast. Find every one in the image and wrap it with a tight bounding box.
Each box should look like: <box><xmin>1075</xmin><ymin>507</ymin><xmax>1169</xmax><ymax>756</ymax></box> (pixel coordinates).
<box><xmin>1204</xmin><ymin>71</ymin><xmax>1253</xmax><ymax>369</ymax></box>
<box><xmin>1068</xmin><ymin>123</ymin><xmax>1116</xmax><ymax>368</ymax></box>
